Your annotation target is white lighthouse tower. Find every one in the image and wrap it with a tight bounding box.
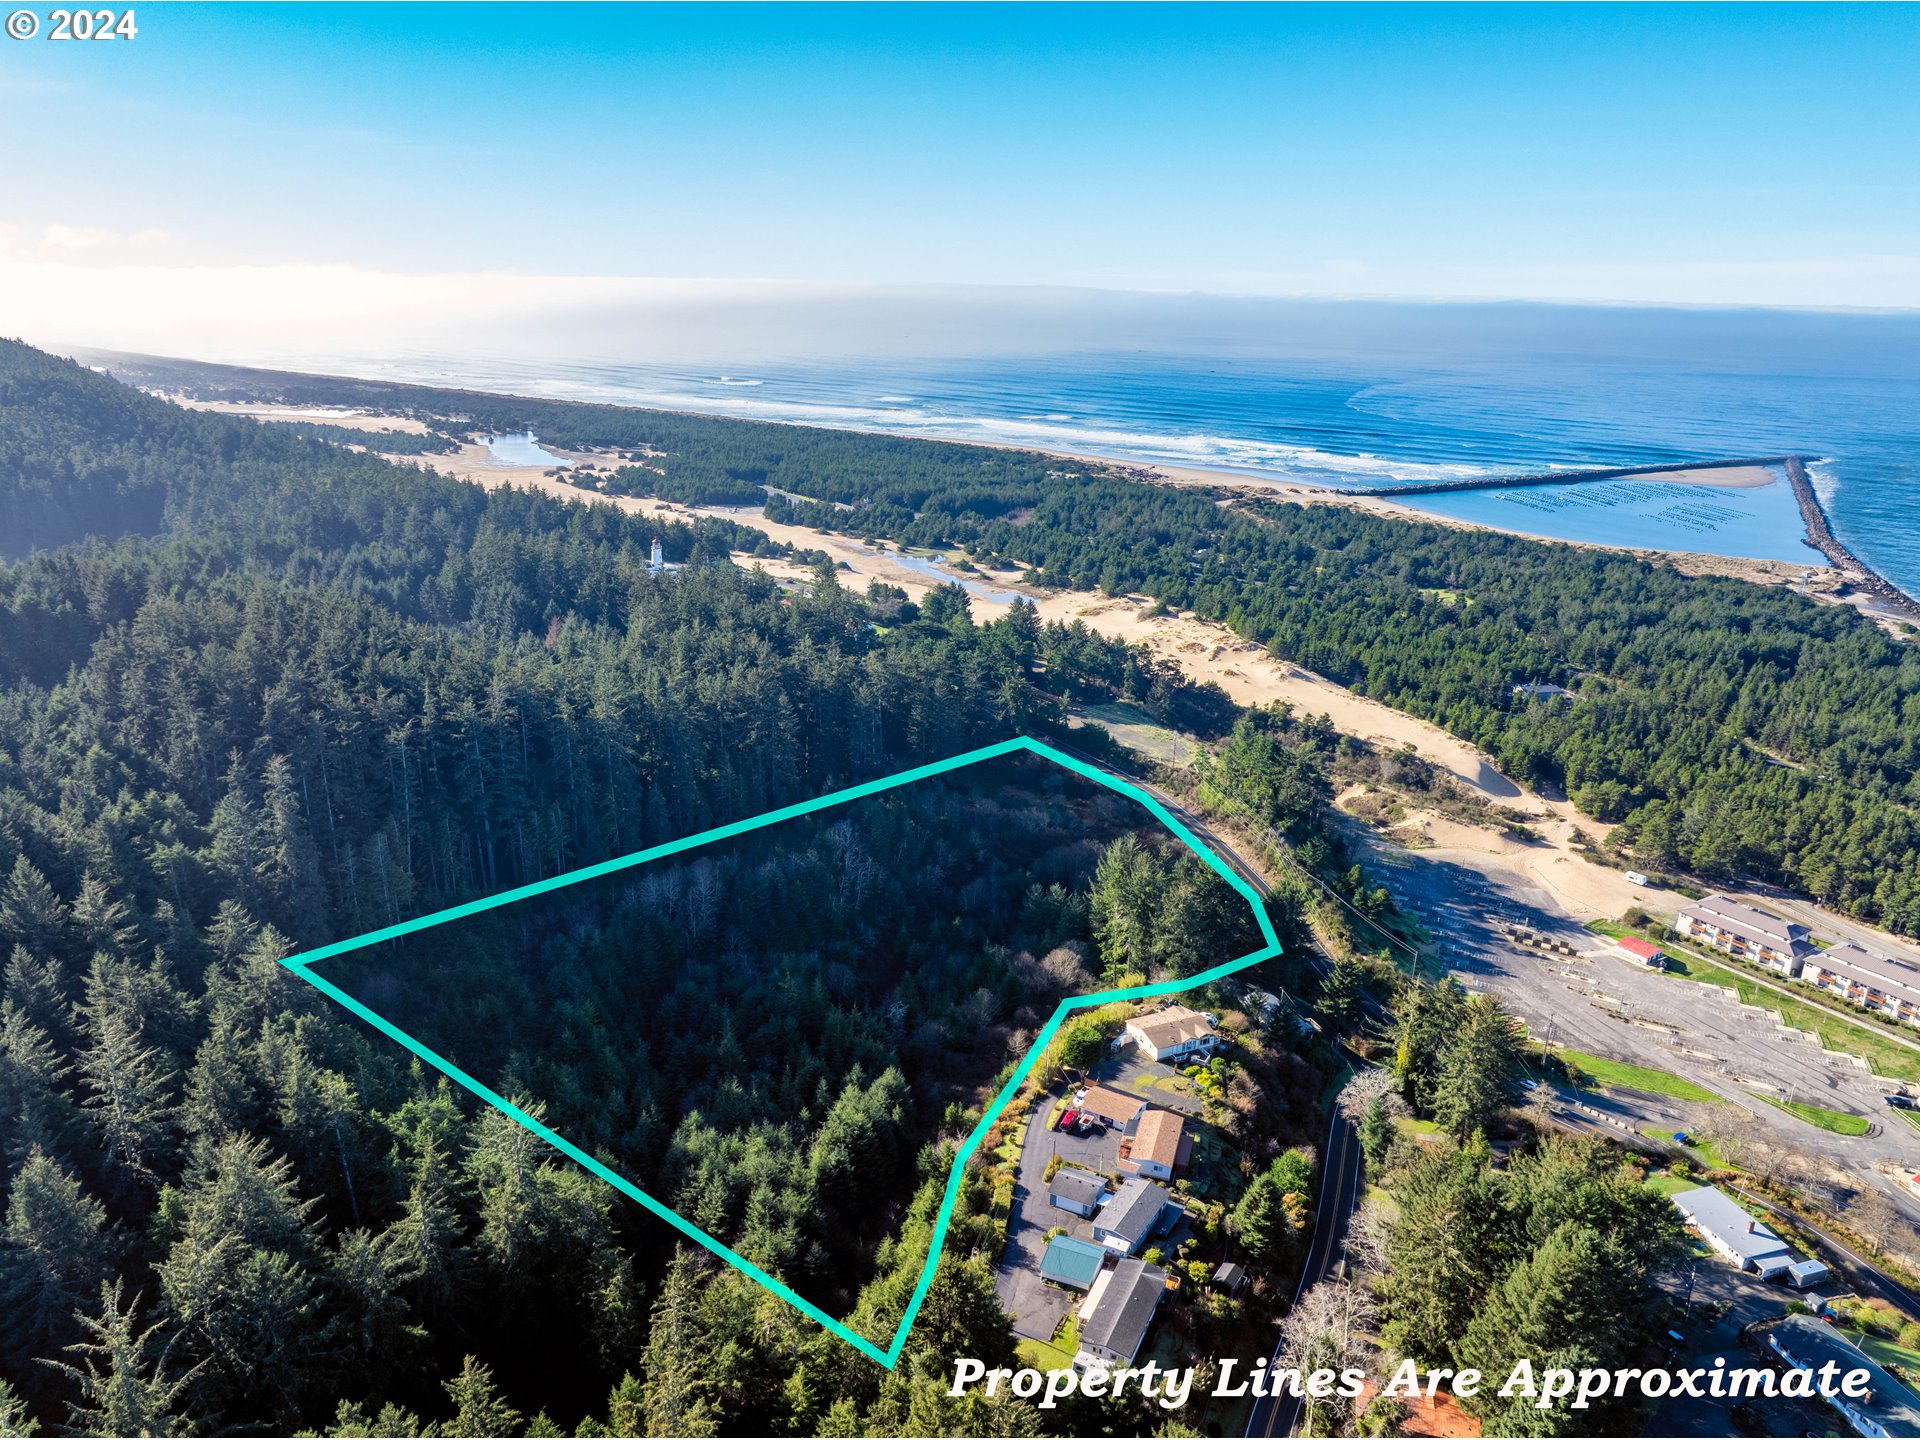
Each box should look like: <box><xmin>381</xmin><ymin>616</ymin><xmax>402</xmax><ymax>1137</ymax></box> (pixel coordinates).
<box><xmin>649</xmin><ymin>536</ymin><xmax>665</xmax><ymax>573</ymax></box>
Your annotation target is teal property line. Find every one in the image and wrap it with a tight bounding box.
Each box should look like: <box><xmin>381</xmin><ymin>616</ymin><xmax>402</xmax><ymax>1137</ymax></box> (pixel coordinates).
<box><xmin>279</xmin><ymin>735</ymin><xmax>1282</xmax><ymax>1369</ymax></box>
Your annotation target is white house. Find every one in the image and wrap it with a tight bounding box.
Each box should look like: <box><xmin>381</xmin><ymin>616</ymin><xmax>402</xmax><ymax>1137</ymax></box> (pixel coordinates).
<box><xmin>1124</xmin><ymin>1005</ymin><xmax>1223</xmax><ymax>1063</ymax></box>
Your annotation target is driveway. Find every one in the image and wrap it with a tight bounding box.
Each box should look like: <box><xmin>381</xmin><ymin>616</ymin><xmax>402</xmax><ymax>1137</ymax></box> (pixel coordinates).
<box><xmin>995</xmin><ymin>1089</ymin><xmax>1121</xmax><ymax>1342</ymax></box>
<box><xmin>1094</xmin><ymin>1052</ymin><xmax>1211</xmax><ymax>1117</ymax></box>
<box><xmin>1656</xmin><ymin>1263</ymin><xmax>1831</xmax><ymax>1436</ymax></box>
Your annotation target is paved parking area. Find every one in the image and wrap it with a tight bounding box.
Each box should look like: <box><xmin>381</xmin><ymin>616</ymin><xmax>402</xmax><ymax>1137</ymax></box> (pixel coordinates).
<box><xmin>995</xmin><ymin>1089</ymin><xmax>1120</xmax><ymax>1342</ymax></box>
<box><xmin>1092</xmin><ymin>1053</ymin><xmax>1211</xmax><ymax>1116</ymax></box>
<box><xmin>1354</xmin><ymin>832</ymin><xmax>1920</xmax><ymax>1192</ymax></box>
<box><xmin>1655</xmin><ymin>1263</ymin><xmax>1834</xmax><ymax>1436</ymax></box>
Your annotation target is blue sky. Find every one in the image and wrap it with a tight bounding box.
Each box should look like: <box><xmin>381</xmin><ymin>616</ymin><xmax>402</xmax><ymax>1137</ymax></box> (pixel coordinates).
<box><xmin>3</xmin><ymin>3</ymin><xmax>1918</xmax><ymax>356</ymax></box>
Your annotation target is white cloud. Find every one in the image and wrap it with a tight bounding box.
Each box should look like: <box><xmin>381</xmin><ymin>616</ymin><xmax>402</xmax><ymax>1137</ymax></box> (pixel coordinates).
<box><xmin>40</xmin><ymin>224</ymin><xmax>111</xmax><ymax>251</ymax></box>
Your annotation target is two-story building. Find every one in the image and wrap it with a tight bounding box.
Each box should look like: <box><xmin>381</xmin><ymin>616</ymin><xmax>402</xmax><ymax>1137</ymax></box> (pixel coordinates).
<box><xmin>1675</xmin><ymin>895</ymin><xmax>1814</xmax><ymax>974</ymax></box>
<box><xmin>1124</xmin><ymin>1004</ymin><xmax>1225</xmax><ymax>1063</ymax></box>
<box><xmin>1802</xmin><ymin>942</ymin><xmax>1920</xmax><ymax>1028</ymax></box>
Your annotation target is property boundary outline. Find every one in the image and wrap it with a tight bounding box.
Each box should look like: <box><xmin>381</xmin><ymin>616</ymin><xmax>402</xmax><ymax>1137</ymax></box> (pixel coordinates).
<box><xmin>279</xmin><ymin>735</ymin><xmax>1283</xmax><ymax>1369</ymax></box>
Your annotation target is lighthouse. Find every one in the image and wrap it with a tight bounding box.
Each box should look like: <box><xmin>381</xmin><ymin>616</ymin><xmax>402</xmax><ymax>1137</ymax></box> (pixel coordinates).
<box><xmin>649</xmin><ymin>536</ymin><xmax>664</xmax><ymax>573</ymax></box>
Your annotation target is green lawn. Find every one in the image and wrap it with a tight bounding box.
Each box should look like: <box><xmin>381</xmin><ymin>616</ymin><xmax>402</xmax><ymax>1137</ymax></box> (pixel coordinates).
<box><xmin>1755</xmin><ymin>1094</ymin><xmax>1873</xmax><ymax>1135</ymax></box>
<box><xmin>1643</xmin><ymin>1171</ymin><xmax>1700</xmax><ymax>1197</ymax></box>
<box><xmin>1017</xmin><ymin>1316</ymin><xmax>1080</xmax><ymax>1371</ymax></box>
<box><xmin>1556</xmin><ymin>1049</ymin><xmax>1719</xmax><ymax>1104</ymax></box>
<box><xmin>1893</xmin><ymin>1107</ymin><xmax>1920</xmax><ymax>1137</ymax></box>
<box><xmin>1612</xmin><ymin>927</ymin><xmax>1920</xmax><ymax>1085</ymax></box>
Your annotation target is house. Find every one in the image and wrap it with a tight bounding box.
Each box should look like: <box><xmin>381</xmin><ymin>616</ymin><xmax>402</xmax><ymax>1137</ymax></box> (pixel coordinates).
<box><xmin>1670</xmin><ymin>1186</ymin><xmax>1793</xmax><ymax>1272</ymax></box>
<box><xmin>1124</xmin><ymin>1004</ymin><xmax>1224</xmax><ymax>1064</ymax></box>
<box><xmin>1075</xmin><ymin>1085</ymin><xmax>1149</xmax><ymax>1135</ymax></box>
<box><xmin>1615</xmin><ymin>936</ymin><xmax>1668</xmax><ymax>970</ymax></box>
<box><xmin>1048</xmin><ymin>1166</ymin><xmax>1106</xmax><ymax>1219</ymax></box>
<box><xmin>1073</xmin><ymin>1257</ymin><xmax>1168</xmax><ymax>1373</ymax></box>
<box><xmin>1802</xmin><ymin>943</ymin><xmax>1920</xmax><ymax>1028</ymax></box>
<box><xmin>1512</xmin><ymin>681</ymin><xmax>1575</xmax><ymax>701</ymax></box>
<box><xmin>1117</xmin><ymin>1108</ymin><xmax>1188</xmax><ymax>1181</ymax></box>
<box><xmin>1038</xmin><ymin>1235</ymin><xmax>1109</xmax><ymax>1292</ymax></box>
<box><xmin>1675</xmin><ymin>895</ymin><xmax>1814</xmax><ymax>974</ymax></box>
<box><xmin>1766</xmin><ymin>1315</ymin><xmax>1920</xmax><ymax>1437</ymax></box>
<box><xmin>1210</xmin><ymin>1262</ymin><xmax>1250</xmax><ymax>1299</ymax></box>
<box><xmin>1091</xmin><ymin>1176</ymin><xmax>1178</xmax><ymax>1255</ymax></box>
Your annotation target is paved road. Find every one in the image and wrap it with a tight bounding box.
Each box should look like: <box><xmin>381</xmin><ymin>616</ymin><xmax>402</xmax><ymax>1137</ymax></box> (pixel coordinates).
<box><xmin>1246</xmin><ymin>1105</ymin><xmax>1364</xmax><ymax>1439</ymax></box>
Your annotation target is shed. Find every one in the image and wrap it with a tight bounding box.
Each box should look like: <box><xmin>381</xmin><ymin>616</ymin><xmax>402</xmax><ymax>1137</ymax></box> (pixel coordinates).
<box><xmin>1786</xmin><ymin>1258</ymin><xmax>1831</xmax><ymax>1290</ymax></box>
<box><xmin>1211</xmin><ymin>1262</ymin><xmax>1250</xmax><ymax>1299</ymax></box>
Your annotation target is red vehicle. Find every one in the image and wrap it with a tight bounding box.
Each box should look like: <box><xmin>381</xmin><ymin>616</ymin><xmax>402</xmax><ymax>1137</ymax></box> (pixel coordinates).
<box><xmin>1057</xmin><ymin>1108</ymin><xmax>1079</xmax><ymax>1131</ymax></box>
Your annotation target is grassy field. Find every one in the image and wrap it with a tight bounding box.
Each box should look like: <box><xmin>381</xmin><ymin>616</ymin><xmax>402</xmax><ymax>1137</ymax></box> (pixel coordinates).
<box><xmin>1557</xmin><ymin>1048</ymin><xmax>1719</xmax><ymax>1104</ymax></box>
<box><xmin>1756</xmin><ymin>1094</ymin><xmax>1873</xmax><ymax>1136</ymax></box>
<box><xmin>1593</xmin><ymin>923</ymin><xmax>1920</xmax><ymax>1085</ymax></box>
<box><xmin>1069</xmin><ymin>702</ymin><xmax>1199</xmax><ymax>767</ymax></box>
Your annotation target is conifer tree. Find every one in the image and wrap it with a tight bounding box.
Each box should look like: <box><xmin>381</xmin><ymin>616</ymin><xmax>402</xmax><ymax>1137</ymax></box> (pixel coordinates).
<box><xmin>0</xmin><ymin>1149</ymin><xmax>119</xmax><ymax>1362</ymax></box>
<box><xmin>43</xmin><ymin>1280</ymin><xmax>197</xmax><ymax>1439</ymax></box>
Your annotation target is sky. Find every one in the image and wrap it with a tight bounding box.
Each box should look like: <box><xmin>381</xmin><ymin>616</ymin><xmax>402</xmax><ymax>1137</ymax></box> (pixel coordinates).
<box><xmin>3</xmin><ymin>3</ymin><xmax>1919</xmax><ymax>360</ymax></box>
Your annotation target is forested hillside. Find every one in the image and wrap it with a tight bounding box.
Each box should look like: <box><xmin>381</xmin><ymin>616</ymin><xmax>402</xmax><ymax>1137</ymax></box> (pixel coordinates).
<box><xmin>90</xmin><ymin>349</ymin><xmax>1920</xmax><ymax>936</ymax></box>
<box><xmin>0</xmin><ymin>341</ymin><xmax>1302</xmax><ymax>1435</ymax></box>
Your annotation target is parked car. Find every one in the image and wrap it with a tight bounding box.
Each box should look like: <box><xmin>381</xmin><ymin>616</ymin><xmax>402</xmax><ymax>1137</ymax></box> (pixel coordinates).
<box><xmin>1056</xmin><ymin>1108</ymin><xmax>1079</xmax><ymax>1131</ymax></box>
<box><xmin>1072</xmin><ymin>1115</ymin><xmax>1104</xmax><ymax>1136</ymax></box>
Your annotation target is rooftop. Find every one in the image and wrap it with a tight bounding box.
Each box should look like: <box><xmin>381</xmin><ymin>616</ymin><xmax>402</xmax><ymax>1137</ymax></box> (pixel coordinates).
<box><xmin>1124</xmin><ymin>1109</ymin><xmax>1186</xmax><ymax>1171</ymax></box>
<box><xmin>1671</xmin><ymin>1185</ymin><xmax>1791</xmax><ymax>1265</ymax></box>
<box><xmin>1096</xmin><ymin>1176</ymin><xmax>1174</xmax><ymax>1247</ymax></box>
<box><xmin>1079</xmin><ymin>1257</ymin><xmax>1167</xmax><ymax>1360</ymax></box>
<box><xmin>1810</xmin><ymin>941</ymin><xmax>1920</xmax><ymax>1002</ymax></box>
<box><xmin>1618</xmin><ymin>936</ymin><xmax>1666</xmax><ymax>962</ymax></box>
<box><xmin>1049</xmin><ymin>1167</ymin><xmax>1106</xmax><ymax>1207</ymax></box>
<box><xmin>1038</xmin><ymin>1235</ymin><xmax>1108</xmax><ymax>1290</ymax></box>
<box><xmin>1128</xmin><ymin>1004</ymin><xmax>1214</xmax><ymax>1049</ymax></box>
<box><xmin>1679</xmin><ymin>894</ymin><xmax>1813</xmax><ymax>955</ymax></box>
<box><xmin>1077</xmin><ymin>1085</ymin><xmax>1148</xmax><ymax>1126</ymax></box>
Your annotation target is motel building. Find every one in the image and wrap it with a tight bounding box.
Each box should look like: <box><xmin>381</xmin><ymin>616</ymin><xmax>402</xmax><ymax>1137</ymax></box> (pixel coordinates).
<box><xmin>1675</xmin><ymin>895</ymin><xmax>1815</xmax><ymax>975</ymax></box>
<box><xmin>1800</xmin><ymin>942</ymin><xmax>1920</xmax><ymax>1028</ymax></box>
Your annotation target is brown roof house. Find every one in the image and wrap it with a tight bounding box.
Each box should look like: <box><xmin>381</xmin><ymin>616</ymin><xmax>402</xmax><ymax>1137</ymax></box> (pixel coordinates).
<box><xmin>1075</xmin><ymin>1085</ymin><xmax>1149</xmax><ymax>1135</ymax></box>
<box><xmin>1117</xmin><ymin>1108</ymin><xmax>1189</xmax><ymax>1181</ymax></box>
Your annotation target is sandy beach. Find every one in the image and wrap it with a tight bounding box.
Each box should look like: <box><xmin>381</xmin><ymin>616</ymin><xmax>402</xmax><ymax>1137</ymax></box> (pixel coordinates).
<box><xmin>174</xmin><ymin>397</ymin><xmax>434</xmax><ymax>435</ymax></box>
<box><xmin>187</xmin><ymin>404</ymin><xmax>1857</xmax><ymax>926</ymax></box>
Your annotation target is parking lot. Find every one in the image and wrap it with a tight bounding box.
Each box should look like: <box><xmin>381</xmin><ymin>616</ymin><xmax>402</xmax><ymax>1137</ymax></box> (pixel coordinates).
<box><xmin>1354</xmin><ymin>833</ymin><xmax>1920</xmax><ymax>1190</ymax></box>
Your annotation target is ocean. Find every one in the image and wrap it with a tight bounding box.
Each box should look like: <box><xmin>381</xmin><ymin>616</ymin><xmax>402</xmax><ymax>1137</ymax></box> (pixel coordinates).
<box><xmin>295</xmin><ymin>334</ymin><xmax>1920</xmax><ymax>599</ymax></box>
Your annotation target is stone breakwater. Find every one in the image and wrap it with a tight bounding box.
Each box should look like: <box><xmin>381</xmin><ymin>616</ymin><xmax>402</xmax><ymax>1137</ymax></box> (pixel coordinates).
<box><xmin>1784</xmin><ymin>456</ymin><xmax>1920</xmax><ymax>623</ymax></box>
<box><xmin>1332</xmin><ymin>455</ymin><xmax>1807</xmax><ymax>499</ymax></box>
